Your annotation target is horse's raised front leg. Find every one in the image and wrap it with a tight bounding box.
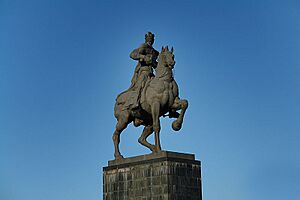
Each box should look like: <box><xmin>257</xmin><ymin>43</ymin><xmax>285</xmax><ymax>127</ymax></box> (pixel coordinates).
<box><xmin>138</xmin><ymin>125</ymin><xmax>155</xmax><ymax>152</ymax></box>
<box><xmin>112</xmin><ymin>113</ymin><xmax>130</xmax><ymax>159</ymax></box>
<box><xmin>151</xmin><ymin>101</ymin><xmax>162</xmax><ymax>152</ymax></box>
<box><xmin>171</xmin><ymin>97</ymin><xmax>188</xmax><ymax>131</ymax></box>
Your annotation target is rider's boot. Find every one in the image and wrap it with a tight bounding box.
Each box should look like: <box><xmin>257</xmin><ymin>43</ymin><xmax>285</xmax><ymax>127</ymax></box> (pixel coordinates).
<box><xmin>134</xmin><ymin>118</ymin><xmax>143</xmax><ymax>127</ymax></box>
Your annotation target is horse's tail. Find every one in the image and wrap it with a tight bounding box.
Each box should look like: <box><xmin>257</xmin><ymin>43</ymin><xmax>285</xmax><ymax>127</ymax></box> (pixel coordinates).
<box><xmin>114</xmin><ymin>89</ymin><xmax>135</xmax><ymax>119</ymax></box>
<box><xmin>114</xmin><ymin>102</ymin><xmax>121</xmax><ymax>119</ymax></box>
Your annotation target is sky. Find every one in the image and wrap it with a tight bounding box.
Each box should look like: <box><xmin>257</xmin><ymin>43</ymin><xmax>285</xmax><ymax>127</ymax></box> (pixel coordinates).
<box><xmin>0</xmin><ymin>0</ymin><xmax>299</xmax><ymax>199</ymax></box>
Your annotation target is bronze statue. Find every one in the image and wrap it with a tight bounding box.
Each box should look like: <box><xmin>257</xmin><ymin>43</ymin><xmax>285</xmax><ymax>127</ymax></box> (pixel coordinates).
<box><xmin>113</xmin><ymin>33</ymin><xmax>188</xmax><ymax>159</ymax></box>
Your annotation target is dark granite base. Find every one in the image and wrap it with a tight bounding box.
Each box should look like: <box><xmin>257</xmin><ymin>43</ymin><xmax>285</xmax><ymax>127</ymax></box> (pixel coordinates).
<box><xmin>103</xmin><ymin>151</ymin><xmax>202</xmax><ymax>200</ymax></box>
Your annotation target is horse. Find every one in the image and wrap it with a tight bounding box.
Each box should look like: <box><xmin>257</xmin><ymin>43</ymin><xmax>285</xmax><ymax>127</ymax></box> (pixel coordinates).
<box><xmin>113</xmin><ymin>46</ymin><xmax>188</xmax><ymax>159</ymax></box>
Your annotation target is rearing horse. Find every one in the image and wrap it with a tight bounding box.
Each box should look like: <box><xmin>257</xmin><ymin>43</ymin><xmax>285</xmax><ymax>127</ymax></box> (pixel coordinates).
<box><xmin>113</xmin><ymin>46</ymin><xmax>188</xmax><ymax>159</ymax></box>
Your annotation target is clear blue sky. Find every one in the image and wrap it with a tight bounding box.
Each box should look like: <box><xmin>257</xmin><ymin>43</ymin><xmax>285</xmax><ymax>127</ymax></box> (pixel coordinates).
<box><xmin>1</xmin><ymin>0</ymin><xmax>299</xmax><ymax>199</ymax></box>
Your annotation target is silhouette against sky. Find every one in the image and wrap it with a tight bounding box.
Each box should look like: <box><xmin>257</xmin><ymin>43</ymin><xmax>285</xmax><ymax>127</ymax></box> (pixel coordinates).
<box><xmin>1</xmin><ymin>0</ymin><xmax>299</xmax><ymax>200</ymax></box>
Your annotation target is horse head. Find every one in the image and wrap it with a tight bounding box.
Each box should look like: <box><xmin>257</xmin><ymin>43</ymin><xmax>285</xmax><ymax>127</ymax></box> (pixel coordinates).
<box><xmin>158</xmin><ymin>46</ymin><xmax>176</xmax><ymax>69</ymax></box>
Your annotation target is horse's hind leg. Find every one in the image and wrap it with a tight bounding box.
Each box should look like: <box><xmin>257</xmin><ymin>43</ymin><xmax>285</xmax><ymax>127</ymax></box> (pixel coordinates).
<box><xmin>138</xmin><ymin>125</ymin><xmax>155</xmax><ymax>152</ymax></box>
<box><xmin>113</xmin><ymin>113</ymin><xmax>130</xmax><ymax>159</ymax></box>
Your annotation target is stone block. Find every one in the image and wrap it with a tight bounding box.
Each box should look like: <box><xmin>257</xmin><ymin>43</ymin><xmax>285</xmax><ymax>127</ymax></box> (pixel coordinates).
<box><xmin>103</xmin><ymin>151</ymin><xmax>202</xmax><ymax>200</ymax></box>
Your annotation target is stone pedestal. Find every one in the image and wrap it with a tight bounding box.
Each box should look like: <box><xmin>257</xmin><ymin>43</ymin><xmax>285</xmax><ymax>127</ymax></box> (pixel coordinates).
<box><xmin>103</xmin><ymin>151</ymin><xmax>202</xmax><ymax>200</ymax></box>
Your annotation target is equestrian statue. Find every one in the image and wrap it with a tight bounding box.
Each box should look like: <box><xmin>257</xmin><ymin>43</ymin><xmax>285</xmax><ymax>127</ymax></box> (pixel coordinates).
<box><xmin>113</xmin><ymin>32</ymin><xmax>188</xmax><ymax>159</ymax></box>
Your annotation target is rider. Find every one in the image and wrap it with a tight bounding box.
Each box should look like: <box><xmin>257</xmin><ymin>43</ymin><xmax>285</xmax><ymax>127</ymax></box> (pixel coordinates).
<box><xmin>129</xmin><ymin>32</ymin><xmax>159</xmax><ymax>109</ymax></box>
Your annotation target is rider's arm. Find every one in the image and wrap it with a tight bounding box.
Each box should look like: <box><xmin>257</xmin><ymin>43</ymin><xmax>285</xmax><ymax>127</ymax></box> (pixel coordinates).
<box><xmin>130</xmin><ymin>45</ymin><xmax>146</xmax><ymax>61</ymax></box>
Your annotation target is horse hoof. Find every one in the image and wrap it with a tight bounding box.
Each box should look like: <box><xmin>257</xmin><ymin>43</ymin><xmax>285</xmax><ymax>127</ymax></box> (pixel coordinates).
<box><xmin>172</xmin><ymin>121</ymin><xmax>182</xmax><ymax>131</ymax></box>
<box><xmin>151</xmin><ymin>149</ymin><xmax>162</xmax><ymax>154</ymax></box>
<box><xmin>114</xmin><ymin>154</ymin><xmax>124</xmax><ymax>160</ymax></box>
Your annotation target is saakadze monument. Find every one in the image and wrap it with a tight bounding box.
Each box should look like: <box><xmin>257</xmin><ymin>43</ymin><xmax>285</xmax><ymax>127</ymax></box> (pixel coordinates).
<box><xmin>103</xmin><ymin>32</ymin><xmax>202</xmax><ymax>200</ymax></box>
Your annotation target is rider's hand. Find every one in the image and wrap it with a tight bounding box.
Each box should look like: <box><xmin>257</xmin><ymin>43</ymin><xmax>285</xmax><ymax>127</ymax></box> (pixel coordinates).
<box><xmin>144</xmin><ymin>55</ymin><xmax>152</xmax><ymax>64</ymax></box>
<box><xmin>139</xmin><ymin>55</ymin><xmax>145</xmax><ymax>62</ymax></box>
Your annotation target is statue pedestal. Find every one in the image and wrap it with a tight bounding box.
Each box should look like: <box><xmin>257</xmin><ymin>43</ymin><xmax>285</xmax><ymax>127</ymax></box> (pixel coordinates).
<box><xmin>103</xmin><ymin>151</ymin><xmax>202</xmax><ymax>200</ymax></box>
